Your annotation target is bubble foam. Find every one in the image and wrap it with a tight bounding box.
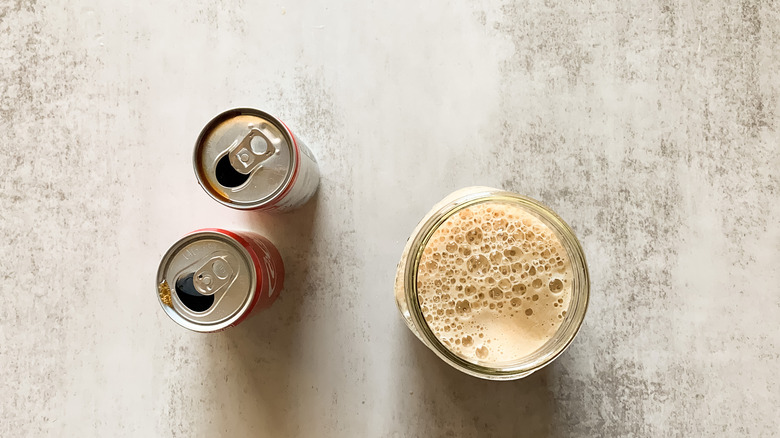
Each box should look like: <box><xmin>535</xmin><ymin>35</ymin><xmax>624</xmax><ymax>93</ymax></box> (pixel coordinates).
<box><xmin>416</xmin><ymin>201</ymin><xmax>573</xmax><ymax>365</ymax></box>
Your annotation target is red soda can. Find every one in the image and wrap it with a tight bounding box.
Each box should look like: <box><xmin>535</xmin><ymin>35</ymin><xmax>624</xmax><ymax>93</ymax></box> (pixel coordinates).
<box><xmin>193</xmin><ymin>108</ymin><xmax>320</xmax><ymax>212</ymax></box>
<box><xmin>155</xmin><ymin>228</ymin><xmax>284</xmax><ymax>332</ymax></box>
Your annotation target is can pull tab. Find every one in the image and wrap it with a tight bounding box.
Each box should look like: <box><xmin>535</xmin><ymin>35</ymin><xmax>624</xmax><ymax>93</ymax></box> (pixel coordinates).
<box><xmin>227</xmin><ymin>128</ymin><xmax>276</xmax><ymax>175</ymax></box>
<box><xmin>192</xmin><ymin>256</ymin><xmax>235</xmax><ymax>296</ymax></box>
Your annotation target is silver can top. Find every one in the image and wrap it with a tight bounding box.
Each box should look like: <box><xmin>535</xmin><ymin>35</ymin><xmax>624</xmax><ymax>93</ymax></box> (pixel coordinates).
<box><xmin>156</xmin><ymin>230</ymin><xmax>256</xmax><ymax>332</ymax></box>
<box><xmin>193</xmin><ymin>108</ymin><xmax>297</xmax><ymax>209</ymax></box>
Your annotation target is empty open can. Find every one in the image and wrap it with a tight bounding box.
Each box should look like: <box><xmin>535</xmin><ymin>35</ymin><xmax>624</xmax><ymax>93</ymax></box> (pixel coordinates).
<box><xmin>156</xmin><ymin>228</ymin><xmax>285</xmax><ymax>332</ymax></box>
<box><xmin>193</xmin><ymin>108</ymin><xmax>320</xmax><ymax>211</ymax></box>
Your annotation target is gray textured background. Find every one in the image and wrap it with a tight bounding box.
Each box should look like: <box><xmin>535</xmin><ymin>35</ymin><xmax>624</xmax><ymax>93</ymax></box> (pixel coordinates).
<box><xmin>1</xmin><ymin>0</ymin><xmax>779</xmax><ymax>436</ymax></box>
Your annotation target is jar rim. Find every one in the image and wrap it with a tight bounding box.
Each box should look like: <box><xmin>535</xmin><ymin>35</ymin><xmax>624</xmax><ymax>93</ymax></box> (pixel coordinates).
<box><xmin>402</xmin><ymin>188</ymin><xmax>590</xmax><ymax>380</ymax></box>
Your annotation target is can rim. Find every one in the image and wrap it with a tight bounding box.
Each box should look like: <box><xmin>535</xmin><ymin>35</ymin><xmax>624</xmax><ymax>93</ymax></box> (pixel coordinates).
<box><xmin>155</xmin><ymin>229</ymin><xmax>261</xmax><ymax>332</ymax></box>
<box><xmin>192</xmin><ymin>108</ymin><xmax>301</xmax><ymax>210</ymax></box>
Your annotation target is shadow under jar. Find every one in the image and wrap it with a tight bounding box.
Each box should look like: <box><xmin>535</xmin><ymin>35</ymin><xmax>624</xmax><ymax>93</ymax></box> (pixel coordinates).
<box><xmin>394</xmin><ymin>187</ymin><xmax>589</xmax><ymax>380</ymax></box>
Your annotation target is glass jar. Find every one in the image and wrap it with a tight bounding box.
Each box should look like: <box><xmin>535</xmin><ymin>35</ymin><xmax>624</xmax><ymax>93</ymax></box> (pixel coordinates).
<box><xmin>393</xmin><ymin>187</ymin><xmax>589</xmax><ymax>380</ymax></box>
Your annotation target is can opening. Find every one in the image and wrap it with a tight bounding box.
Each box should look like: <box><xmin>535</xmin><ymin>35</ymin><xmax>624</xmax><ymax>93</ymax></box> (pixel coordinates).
<box><xmin>215</xmin><ymin>154</ymin><xmax>250</xmax><ymax>188</ymax></box>
<box><xmin>175</xmin><ymin>273</ymin><xmax>215</xmax><ymax>312</ymax></box>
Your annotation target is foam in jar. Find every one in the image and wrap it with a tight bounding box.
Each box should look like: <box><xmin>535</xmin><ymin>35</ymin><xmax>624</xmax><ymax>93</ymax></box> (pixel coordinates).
<box><xmin>394</xmin><ymin>187</ymin><xmax>588</xmax><ymax>380</ymax></box>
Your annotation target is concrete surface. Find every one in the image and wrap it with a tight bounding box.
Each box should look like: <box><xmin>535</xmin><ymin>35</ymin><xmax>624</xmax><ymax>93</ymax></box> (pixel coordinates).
<box><xmin>1</xmin><ymin>0</ymin><xmax>779</xmax><ymax>436</ymax></box>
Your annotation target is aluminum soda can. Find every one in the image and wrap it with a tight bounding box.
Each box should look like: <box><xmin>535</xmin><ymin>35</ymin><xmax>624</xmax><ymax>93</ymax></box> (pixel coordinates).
<box><xmin>156</xmin><ymin>228</ymin><xmax>285</xmax><ymax>332</ymax></box>
<box><xmin>193</xmin><ymin>108</ymin><xmax>320</xmax><ymax>211</ymax></box>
